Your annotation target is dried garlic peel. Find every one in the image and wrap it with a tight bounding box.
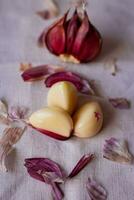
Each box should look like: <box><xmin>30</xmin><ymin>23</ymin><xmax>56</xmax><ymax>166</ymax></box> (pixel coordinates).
<box><xmin>0</xmin><ymin>126</ymin><xmax>26</xmax><ymax>172</ymax></box>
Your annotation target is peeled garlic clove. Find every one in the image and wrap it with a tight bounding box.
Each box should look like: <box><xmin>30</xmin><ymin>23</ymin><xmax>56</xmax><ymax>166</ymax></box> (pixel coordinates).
<box><xmin>47</xmin><ymin>81</ymin><xmax>78</xmax><ymax>114</ymax></box>
<box><xmin>29</xmin><ymin>107</ymin><xmax>73</xmax><ymax>140</ymax></box>
<box><xmin>73</xmin><ymin>102</ymin><xmax>103</xmax><ymax>138</ymax></box>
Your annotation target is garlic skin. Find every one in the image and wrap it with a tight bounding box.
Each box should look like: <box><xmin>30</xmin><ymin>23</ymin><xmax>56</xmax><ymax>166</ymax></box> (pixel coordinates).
<box><xmin>68</xmin><ymin>154</ymin><xmax>94</xmax><ymax>178</ymax></box>
<box><xmin>45</xmin><ymin>71</ymin><xmax>94</xmax><ymax>95</ymax></box>
<box><xmin>24</xmin><ymin>157</ymin><xmax>65</xmax><ymax>200</ymax></box>
<box><xmin>21</xmin><ymin>64</ymin><xmax>64</xmax><ymax>82</ymax></box>
<box><xmin>103</xmin><ymin>138</ymin><xmax>133</xmax><ymax>164</ymax></box>
<box><xmin>86</xmin><ymin>177</ymin><xmax>107</xmax><ymax>200</ymax></box>
<box><xmin>0</xmin><ymin>127</ymin><xmax>26</xmax><ymax>172</ymax></box>
<box><xmin>109</xmin><ymin>98</ymin><xmax>130</xmax><ymax>109</ymax></box>
<box><xmin>42</xmin><ymin>8</ymin><xmax>102</xmax><ymax>63</ymax></box>
<box><xmin>37</xmin><ymin>0</ymin><xmax>59</xmax><ymax>20</ymax></box>
<box><xmin>0</xmin><ymin>100</ymin><xmax>11</xmax><ymax>125</ymax></box>
<box><xmin>8</xmin><ymin>106</ymin><xmax>29</xmax><ymax>122</ymax></box>
<box><xmin>29</xmin><ymin>107</ymin><xmax>73</xmax><ymax>140</ymax></box>
<box><xmin>73</xmin><ymin>102</ymin><xmax>103</xmax><ymax>138</ymax></box>
<box><xmin>47</xmin><ymin>81</ymin><xmax>78</xmax><ymax>114</ymax></box>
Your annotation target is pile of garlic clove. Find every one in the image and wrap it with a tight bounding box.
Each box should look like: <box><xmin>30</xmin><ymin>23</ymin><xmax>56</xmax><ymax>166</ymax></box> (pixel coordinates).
<box><xmin>29</xmin><ymin>81</ymin><xmax>103</xmax><ymax>140</ymax></box>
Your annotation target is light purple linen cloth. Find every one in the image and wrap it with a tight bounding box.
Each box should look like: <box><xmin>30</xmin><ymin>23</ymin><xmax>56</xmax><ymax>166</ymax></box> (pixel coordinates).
<box><xmin>0</xmin><ymin>0</ymin><xmax>134</xmax><ymax>199</ymax></box>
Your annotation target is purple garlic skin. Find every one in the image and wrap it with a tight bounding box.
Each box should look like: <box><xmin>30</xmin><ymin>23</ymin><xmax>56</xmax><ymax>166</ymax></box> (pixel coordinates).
<box><xmin>45</xmin><ymin>71</ymin><xmax>95</xmax><ymax>95</ymax></box>
<box><xmin>103</xmin><ymin>137</ymin><xmax>133</xmax><ymax>164</ymax></box>
<box><xmin>68</xmin><ymin>154</ymin><xmax>94</xmax><ymax>178</ymax></box>
<box><xmin>86</xmin><ymin>177</ymin><xmax>107</xmax><ymax>200</ymax></box>
<box><xmin>0</xmin><ymin>127</ymin><xmax>26</xmax><ymax>172</ymax></box>
<box><xmin>109</xmin><ymin>98</ymin><xmax>130</xmax><ymax>109</ymax></box>
<box><xmin>24</xmin><ymin>158</ymin><xmax>65</xmax><ymax>200</ymax></box>
<box><xmin>41</xmin><ymin>8</ymin><xmax>102</xmax><ymax>63</ymax></box>
<box><xmin>24</xmin><ymin>158</ymin><xmax>66</xmax><ymax>184</ymax></box>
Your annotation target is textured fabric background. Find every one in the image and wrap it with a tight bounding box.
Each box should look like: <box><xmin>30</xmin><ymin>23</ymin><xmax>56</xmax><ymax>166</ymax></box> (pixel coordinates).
<box><xmin>0</xmin><ymin>0</ymin><xmax>134</xmax><ymax>199</ymax></box>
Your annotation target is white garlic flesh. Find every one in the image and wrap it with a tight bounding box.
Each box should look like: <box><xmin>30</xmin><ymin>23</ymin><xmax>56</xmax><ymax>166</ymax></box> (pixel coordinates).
<box><xmin>47</xmin><ymin>81</ymin><xmax>78</xmax><ymax>114</ymax></box>
<box><xmin>73</xmin><ymin>101</ymin><xmax>103</xmax><ymax>138</ymax></box>
<box><xmin>29</xmin><ymin>107</ymin><xmax>73</xmax><ymax>140</ymax></box>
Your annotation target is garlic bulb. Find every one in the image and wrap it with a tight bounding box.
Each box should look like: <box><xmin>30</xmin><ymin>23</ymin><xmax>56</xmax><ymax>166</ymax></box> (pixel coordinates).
<box><xmin>39</xmin><ymin>4</ymin><xmax>102</xmax><ymax>63</ymax></box>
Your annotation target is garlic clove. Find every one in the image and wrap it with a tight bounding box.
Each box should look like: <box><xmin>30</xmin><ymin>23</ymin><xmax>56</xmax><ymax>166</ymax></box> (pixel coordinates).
<box><xmin>47</xmin><ymin>81</ymin><xmax>78</xmax><ymax>114</ymax></box>
<box><xmin>71</xmin><ymin>11</ymin><xmax>102</xmax><ymax>62</ymax></box>
<box><xmin>73</xmin><ymin>101</ymin><xmax>103</xmax><ymax>138</ymax></box>
<box><xmin>66</xmin><ymin>10</ymin><xmax>80</xmax><ymax>54</ymax></box>
<box><xmin>45</xmin><ymin>12</ymin><xmax>68</xmax><ymax>55</ymax></box>
<box><xmin>73</xmin><ymin>26</ymin><xmax>102</xmax><ymax>62</ymax></box>
<box><xmin>29</xmin><ymin>107</ymin><xmax>73</xmax><ymax>140</ymax></box>
<box><xmin>72</xmin><ymin>12</ymin><xmax>90</xmax><ymax>56</ymax></box>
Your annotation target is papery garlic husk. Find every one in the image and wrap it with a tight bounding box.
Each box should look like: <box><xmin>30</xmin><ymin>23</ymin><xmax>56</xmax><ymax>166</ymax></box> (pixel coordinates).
<box><xmin>45</xmin><ymin>71</ymin><xmax>95</xmax><ymax>95</ymax></box>
<box><xmin>103</xmin><ymin>138</ymin><xmax>133</xmax><ymax>164</ymax></box>
<box><xmin>24</xmin><ymin>158</ymin><xmax>65</xmax><ymax>200</ymax></box>
<box><xmin>20</xmin><ymin>63</ymin><xmax>32</xmax><ymax>72</ymax></box>
<box><xmin>8</xmin><ymin>106</ymin><xmax>29</xmax><ymax>122</ymax></box>
<box><xmin>37</xmin><ymin>0</ymin><xmax>59</xmax><ymax>20</ymax></box>
<box><xmin>0</xmin><ymin>100</ymin><xmax>7</xmax><ymax>114</ymax></box>
<box><xmin>41</xmin><ymin>6</ymin><xmax>102</xmax><ymax>63</ymax></box>
<box><xmin>68</xmin><ymin>154</ymin><xmax>94</xmax><ymax>178</ymax></box>
<box><xmin>0</xmin><ymin>100</ymin><xmax>11</xmax><ymax>125</ymax></box>
<box><xmin>51</xmin><ymin>182</ymin><xmax>64</xmax><ymax>200</ymax></box>
<box><xmin>0</xmin><ymin>126</ymin><xmax>26</xmax><ymax>172</ymax></box>
<box><xmin>86</xmin><ymin>177</ymin><xmax>107</xmax><ymax>200</ymax></box>
<box><xmin>24</xmin><ymin>158</ymin><xmax>66</xmax><ymax>184</ymax></box>
<box><xmin>21</xmin><ymin>64</ymin><xmax>64</xmax><ymax>82</ymax></box>
<box><xmin>104</xmin><ymin>58</ymin><xmax>117</xmax><ymax>76</ymax></box>
<box><xmin>109</xmin><ymin>98</ymin><xmax>130</xmax><ymax>109</ymax></box>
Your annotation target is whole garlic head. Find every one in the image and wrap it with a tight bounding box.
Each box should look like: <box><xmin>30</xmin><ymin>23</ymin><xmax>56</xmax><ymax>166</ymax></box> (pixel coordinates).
<box><xmin>73</xmin><ymin>101</ymin><xmax>103</xmax><ymax>138</ymax></box>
